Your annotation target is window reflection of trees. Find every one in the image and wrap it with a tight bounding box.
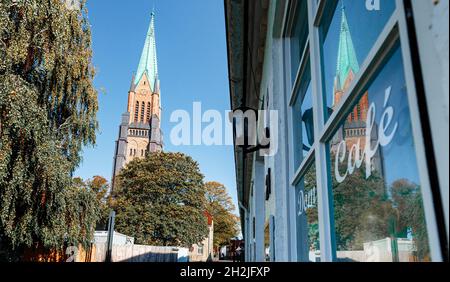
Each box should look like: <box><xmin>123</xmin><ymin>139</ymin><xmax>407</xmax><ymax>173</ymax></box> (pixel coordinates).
<box><xmin>301</xmin><ymin>166</ymin><xmax>320</xmax><ymax>254</ymax></box>
<box><xmin>329</xmin><ymin>151</ymin><xmax>430</xmax><ymax>261</ymax></box>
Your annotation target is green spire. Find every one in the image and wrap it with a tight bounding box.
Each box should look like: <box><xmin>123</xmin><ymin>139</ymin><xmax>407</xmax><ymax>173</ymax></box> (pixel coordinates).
<box><xmin>335</xmin><ymin>5</ymin><xmax>359</xmax><ymax>89</ymax></box>
<box><xmin>135</xmin><ymin>11</ymin><xmax>158</xmax><ymax>90</ymax></box>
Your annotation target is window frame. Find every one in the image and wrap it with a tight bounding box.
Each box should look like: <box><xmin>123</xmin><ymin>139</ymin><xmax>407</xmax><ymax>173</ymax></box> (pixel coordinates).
<box><xmin>281</xmin><ymin>0</ymin><xmax>445</xmax><ymax>262</ymax></box>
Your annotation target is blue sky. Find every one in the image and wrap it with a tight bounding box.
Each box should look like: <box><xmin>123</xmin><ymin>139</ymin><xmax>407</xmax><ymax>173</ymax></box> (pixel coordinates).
<box><xmin>74</xmin><ymin>0</ymin><xmax>238</xmax><ymax>212</ymax></box>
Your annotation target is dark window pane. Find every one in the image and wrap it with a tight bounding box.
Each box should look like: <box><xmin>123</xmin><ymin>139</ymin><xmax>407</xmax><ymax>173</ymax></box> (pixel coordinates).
<box><xmin>289</xmin><ymin>0</ymin><xmax>309</xmax><ymax>85</ymax></box>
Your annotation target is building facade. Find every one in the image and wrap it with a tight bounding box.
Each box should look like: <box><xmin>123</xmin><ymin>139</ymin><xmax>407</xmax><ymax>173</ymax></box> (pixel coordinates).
<box><xmin>112</xmin><ymin>12</ymin><xmax>163</xmax><ymax>191</ymax></box>
<box><xmin>189</xmin><ymin>211</ymin><xmax>215</xmax><ymax>262</ymax></box>
<box><xmin>225</xmin><ymin>0</ymin><xmax>449</xmax><ymax>262</ymax></box>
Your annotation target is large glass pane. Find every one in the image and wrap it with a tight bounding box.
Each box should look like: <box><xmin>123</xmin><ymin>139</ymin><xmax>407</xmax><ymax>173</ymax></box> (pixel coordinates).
<box><xmin>289</xmin><ymin>0</ymin><xmax>309</xmax><ymax>85</ymax></box>
<box><xmin>321</xmin><ymin>0</ymin><xmax>395</xmax><ymax>121</ymax></box>
<box><xmin>295</xmin><ymin>162</ymin><xmax>320</xmax><ymax>262</ymax></box>
<box><xmin>327</xmin><ymin>46</ymin><xmax>431</xmax><ymax>262</ymax></box>
<box><xmin>292</xmin><ymin>61</ymin><xmax>313</xmax><ymax>168</ymax></box>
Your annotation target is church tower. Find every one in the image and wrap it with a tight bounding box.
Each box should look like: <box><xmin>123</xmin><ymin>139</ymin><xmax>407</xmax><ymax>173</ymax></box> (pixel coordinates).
<box><xmin>112</xmin><ymin>12</ymin><xmax>163</xmax><ymax>191</ymax></box>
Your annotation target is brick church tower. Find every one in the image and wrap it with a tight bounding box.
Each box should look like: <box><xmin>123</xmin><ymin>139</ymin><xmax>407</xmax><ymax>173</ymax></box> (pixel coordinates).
<box><xmin>111</xmin><ymin>12</ymin><xmax>163</xmax><ymax>191</ymax></box>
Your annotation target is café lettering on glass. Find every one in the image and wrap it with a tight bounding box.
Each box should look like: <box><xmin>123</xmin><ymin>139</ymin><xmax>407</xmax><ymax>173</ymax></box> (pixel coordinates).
<box><xmin>334</xmin><ymin>86</ymin><xmax>398</xmax><ymax>183</ymax></box>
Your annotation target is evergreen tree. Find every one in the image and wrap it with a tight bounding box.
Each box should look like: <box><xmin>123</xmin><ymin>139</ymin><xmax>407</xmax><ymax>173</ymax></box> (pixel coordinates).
<box><xmin>75</xmin><ymin>176</ymin><xmax>111</xmax><ymax>230</ymax></box>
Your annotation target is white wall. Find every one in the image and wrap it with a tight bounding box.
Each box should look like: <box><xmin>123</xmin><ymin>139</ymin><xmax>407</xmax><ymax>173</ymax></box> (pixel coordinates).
<box><xmin>412</xmin><ymin>0</ymin><xmax>449</xmax><ymax>240</ymax></box>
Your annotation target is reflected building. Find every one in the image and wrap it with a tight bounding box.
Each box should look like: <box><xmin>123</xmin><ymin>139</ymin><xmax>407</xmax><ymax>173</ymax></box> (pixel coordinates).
<box><xmin>330</xmin><ymin>7</ymin><xmax>384</xmax><ymax>178</ymax></box>
<box><xmin>225</xmin><ymin>0</ymin><xmax>448</xmax><ymax>262</ymax></box>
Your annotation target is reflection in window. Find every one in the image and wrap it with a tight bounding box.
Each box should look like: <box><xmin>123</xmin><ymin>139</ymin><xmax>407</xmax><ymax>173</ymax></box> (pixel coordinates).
<box><xmin>292</xmin><ymin>61</ymin><xmax>313</xmax><ymax>169</ymax></box>
<box><xmin>295</xmin><ymin>162</ymin><xmax>320</xmax><ymax>262</ymax></box>
<box><xmin>328</xmin><ymin>46</ymin><xmax>430</xmax><ymax>262</ymax></box>
<box><xmin>265</xmin><ymin>224</ymin><xmax>271</xmax><ymax>262</ymax></box>
<box><xmin>134</xmin><ymin>102</ymin><xmax>139</xmax><ymax>123</ymax></box>
<box><xmin>140</xmin><ymin>102</ymin><xmax>145</xmax><ymax>123</ymax></box>
<box><xmin>147</xmin><ymin>102</ymin><xmax>151</xmax><ymax>123</ymax></box>
<box><xmin>289</xmin><ymin>0</ymin><xmax>309</xmax><ymax>85</ymax></box>
<box><xmin>321</xmin><ymin>0</ymin><xmax>395</xmax><ymax>121</ymax></box>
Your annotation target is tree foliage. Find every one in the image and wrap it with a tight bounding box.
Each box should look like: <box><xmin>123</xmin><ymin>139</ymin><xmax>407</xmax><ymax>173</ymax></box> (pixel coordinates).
<box><xmin>204</xmin><ymin>181</ymin><xmax>239</xmax><ymax>249</ymax></box>
<box><xmin>112</xmin><ymin>152</ymin><xmax>208</xmax><ymax>247</ymax></box>
<box><xmin>0</xmin><ymin>0</ymin><xmax>98</xmax><ymax>260</ymax></box>
<box><xmin>300</xmin><ymin>153</ymin><xmax>430</xmax><ymax>261</ymax></box>
<box><xmin>74</xmin><ymin>175</ymin><xmax>111</xmax><ymax>230</ymax></box>
<box><xmin>329</xmin><ymin>155</ymin><xmax>430</xmax><ymax>260</ymax></box>
<box><xmin>85</xmin><ymin>175</ymin><xmax>109</xmax><ymax>202</ymax></box>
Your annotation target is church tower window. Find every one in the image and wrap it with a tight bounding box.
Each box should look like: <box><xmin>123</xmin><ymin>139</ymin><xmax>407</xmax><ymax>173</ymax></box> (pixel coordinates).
<box><xmin>135</xmin><ymin>101</ymin><xmax>139</xmax><ymax>123</ymax></box>
<box><xmin>140</xmin><ymin>101</ymin><xmax>145</xmax><ymax>123</ymax></box>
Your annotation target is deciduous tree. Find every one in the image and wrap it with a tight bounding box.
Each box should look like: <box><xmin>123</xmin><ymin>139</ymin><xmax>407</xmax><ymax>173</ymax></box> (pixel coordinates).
<box><xmin>204</xmin><ymin>181</ymin><xmax>239</xmax><ymax>249</ymax></box>
<box><xmin>112</xmin><ymin>152</ymin><xmax>208</xmax><ymax>247</ymax></box>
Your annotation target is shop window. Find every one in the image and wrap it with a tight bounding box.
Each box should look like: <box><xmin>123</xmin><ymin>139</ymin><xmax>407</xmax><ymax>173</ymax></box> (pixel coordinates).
<box><xmin>295</xmin><ymin>161</ymin><xmax>320</xmax><ymax>262</ymax></box>
<box><xmin>134</xmin><ymin>102</ymin><xmax>139</xmax><ymax>123</ymax></box>
<box><xmin>327</xmin><ymin>46</ymin><xmax>430</xmax><ymax>262</ymax></box>
<box><xmin>320</xmin><ymin>0</ymin><xmax>395</xmax><ymax>121</ymax></box>
<box><xmin>289</xmin><ymin>0</ymin><xmax>309</xmax><ymax>86</ymax></box>
<box><xmin>292</xmin><ymin>61</ymin><xmax>313</xmax><ymax>169</ymax></box>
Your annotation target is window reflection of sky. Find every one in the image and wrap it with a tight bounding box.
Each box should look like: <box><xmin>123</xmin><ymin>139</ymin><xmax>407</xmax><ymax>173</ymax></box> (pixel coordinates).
<box><xmin>302</xmin><ymin>83</ymin><xmax>313</xmax><ymax>154</ymax></box>
<box><xmin>322</xmin><ymin>0</ymin><xmax>396</xmax><ymax>116</ymax></box>
<box><xmin>364</xmin><ymin>47</ymin><xmax>420</xmax><ymax>187</ymax></box>
<box><xmin>295</xmin><ymin>163</ymin><xmax>320</xmax><ymax>262</ymax></box>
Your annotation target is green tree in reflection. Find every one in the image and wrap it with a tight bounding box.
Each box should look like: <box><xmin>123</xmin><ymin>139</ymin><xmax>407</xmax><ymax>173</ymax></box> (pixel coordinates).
<box><xmin>329</xmin><ymin>155</ymin><xmax>430</xmax><ymax>260</ymax></box>
<box><xmin>331</xmin><ymin>160</ymin><xmax>388</xmax><ymax>251</ymax></box>
<box><xmin>300</xmin><ymin>155</ymin><xmax>430</xmax><ymax>261</ymax></box>
<box><xmin>391</xmin><ymin>179</ymin><xmax>430</xmax><ymax>260</ymax></box>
